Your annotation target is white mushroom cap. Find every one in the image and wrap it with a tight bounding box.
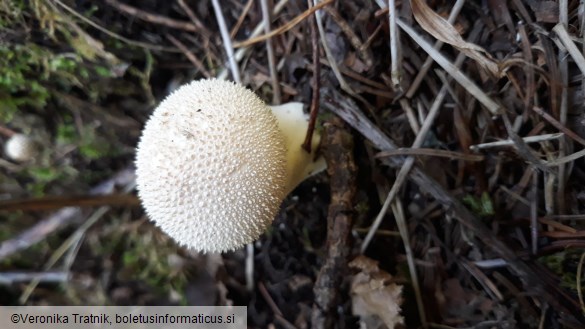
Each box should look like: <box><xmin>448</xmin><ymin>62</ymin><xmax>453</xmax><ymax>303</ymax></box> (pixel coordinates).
<box><xmin>4</xmin><ymin>133</ymin><xmax>38</xmax><ymax>162</ymax></box>
<box><xmin>136</xmin><ymin>79</ymin><xmax>300</xmax><ymax>253</ymax></box>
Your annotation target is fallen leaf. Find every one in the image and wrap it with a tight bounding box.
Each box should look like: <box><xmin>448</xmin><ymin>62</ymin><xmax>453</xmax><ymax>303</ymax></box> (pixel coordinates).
<box><xmin>410</xmin><ymin>0</ymin><xmax>503</xmax><ymax>78</ymax></box>
<box><xmin>349</xmin><ymin>256</ymin><xmax>403</xmax><ymax>329</ymax></box>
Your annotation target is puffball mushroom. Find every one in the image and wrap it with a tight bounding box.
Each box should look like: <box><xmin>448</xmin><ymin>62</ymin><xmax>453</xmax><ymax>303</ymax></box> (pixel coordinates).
<box><xmin>4</xmin><ymin>133</ymin><xmax>39</xmax><ymax>162</ymax></box>
<box><xmin>135</xmin><ymin>79</ymin><xmax>325</xmax><ymax>253</ymax></box>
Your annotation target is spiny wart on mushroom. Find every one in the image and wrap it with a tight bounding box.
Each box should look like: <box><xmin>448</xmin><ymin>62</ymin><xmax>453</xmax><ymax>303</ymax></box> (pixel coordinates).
<box><xmin>135</xmin><ymin>79</ymin><xmax>325</xmax><ymax>253</ymax></box>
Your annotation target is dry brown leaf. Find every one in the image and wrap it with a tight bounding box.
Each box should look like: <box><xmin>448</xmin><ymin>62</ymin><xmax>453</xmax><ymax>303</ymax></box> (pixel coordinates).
<box><xmin>410</xmin><ymin>0</ymin><xmax>503</xmax><ymax>78</ymax></box>
<box><xmin>349</xmin><ymin>256</ymin><xmax>403</xmax><ymax>329</ymax></box>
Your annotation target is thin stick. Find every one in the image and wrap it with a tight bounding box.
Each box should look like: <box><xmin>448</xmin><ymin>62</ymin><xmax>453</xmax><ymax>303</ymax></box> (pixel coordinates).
<box><xmin>530</xmin><ymin>169</ymin><xmax>538</xmax><ymax>255</ymax></box>
<box><xmin>104</xmin><ymin>0</ymin><xmax>199</xmax><ymax>32</ymax></box>
<box><xmin>406</xmin><ymin>0</ymin><xmax>465</xmax><ymax>98</ymax></box>
<box><xmin>376</xmin><ymin>148</ymin><xmax>484</xmax><ymax>162</ymax></box>
<box><xmin>0</xmin><ymin>271</ymin><xmax>69</xmax><ymax>285</ymax></box>
<box><xmin>313</xmin><ymin>0</ymin><xmax>352</xmax><ymax>95</ymax></box>
<box><xmin>302</xmin><ymin>0</ymin><xmax>320</xmax><ymax>153</ymax></box>
<box><xmin>361</xmin><ymin>40</ymin><xmax>472</xmax><ymax>252</ymax></box>
<box><xmin>388</xmin><ymin>0</ymin><xmax>402</xmax><ymax>89</ymax></box>
<box><xmin>233</xmin><ymin>0</ymin><xmax>334</xmax><ymax>48</ymax></box>
<box><xmin>546</xmin><ymin>147</ymin><xmax>585</xmax><ymax>166</ymax></box>
<box><xmin>52</xmin><ymin>0</ymin><xmax>178</xmax><ymax>52</ymax></box>
<box><xmin>392</xmin><ymin>200</ymin><xmax>427</xmax><ymax>328</ymax></box>
<box><xmin>577</xmin><ymin>252</ymin><xmax>585</xmax><ymax>313</ymax></box>
<box><xmin>166</xmin><ymin>34</ymin><xmax>212</xmax><ymax>78</ymax></box>
<box><xmin>321</xmin><ymin>89</ymin><xmax>585</xmax><ymax>321</ymax></box>
<box><xmin>261</xmin><ymin>0</ymin><xmax>281</xmax><ymax>104</ymax></box>
<box><xmin>0</xmin><ymin>125</ymin><xmax>16</xmax><ymax>137</ymax></box>
<box><xmin>470</xmin><ymin>133</ymin><xmax>564</xmax><ymax>150</ymax></box>
<box><xmin>218</xmin><ymin>0</ymin><xmax>289</xmax><ymax>80</ymax></box>
<box><xmin>400</xmin><ymin>99</ymin><xmax>420</xmax><ymax>134</ymax></box>
<box><xmin>361</xmin><ymin>80</ymin><xmax>448</xmax><ymax>252</ymax></box>
<box><xmin>176</xmin><ymin>0</ymin><xmax>213</xmax><ymax>38</ymax></box>
<box><xmin>230</xmin><ymin>0</ymin><xmax>254</xmax><ymax>38</ymax></box>
<box><xmin>531</xmin><ymin>106</ymin><xmax>585</xmax><ymax>147</ymax></box>
<box><xmin>0</xmin><ymin>168</ymin><xmax>135</xmax><ymax>261</ymax></box>
<box><xmin>556</xmin><ymin>0</ymin><xmax>569</xmax><ymax>214</ymax></box>
<box><xmin>212</xmin><ymin>0</ymin><xmax>241</xmax><ymax>83</ymax></box>
<box><xmin>324</xmin><ymin>7</ymin><xmax>373</xmax><ymax>68</ymax></box>
<box><xmin>20</xmin><ymin>205</ymin><xmax>112</xmax><ymax>303</ymax></box>
<box><xmin>396</xmin><ymin>18</ymin><xmax>501</xmax><ymax>114</ymax></box>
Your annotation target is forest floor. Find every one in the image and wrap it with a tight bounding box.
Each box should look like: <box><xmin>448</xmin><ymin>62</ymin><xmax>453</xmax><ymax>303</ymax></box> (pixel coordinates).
<box><xmin>1</xmin><ymin>0</ymin><xmax>585</xmax><ymax>328</ymax></box>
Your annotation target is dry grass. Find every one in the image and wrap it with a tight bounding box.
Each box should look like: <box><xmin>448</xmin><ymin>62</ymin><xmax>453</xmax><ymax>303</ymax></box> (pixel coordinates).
<box><xmin>1</xmin><ymin>0</ymin><xmax>585</xmax><ymax>328</ymax></box>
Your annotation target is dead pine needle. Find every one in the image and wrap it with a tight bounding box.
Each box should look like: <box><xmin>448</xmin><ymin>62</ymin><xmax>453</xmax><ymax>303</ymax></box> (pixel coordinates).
<box><xmin>302</xmin><ymin>0</ymin><xmax>321</xmax><ymax>153</ymax></box>
<box><xmin>233</xmin><ymin>0</ymin><xmax>334</xmax><ymax>48</ymax></box>
<box><xmin>260</xmin><ymin>0</ymin><xmax>281</xmax><ymax>104</ymax></box>
<box><xmin>388</xmin><ymin>0</ymin><xmax>402</xmax><ymax>90</ymax></box>
<box><xmin>211</xmin><ymin>0</ymin><xmax>241</xmax><ymax>83</ymax></box>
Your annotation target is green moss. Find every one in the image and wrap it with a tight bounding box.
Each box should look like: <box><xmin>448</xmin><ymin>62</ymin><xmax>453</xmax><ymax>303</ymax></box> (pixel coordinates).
<box><xmin>462</xmin><ymin>192</ymin><xmax>495</xmax><ymax>217</ymax></box>
<box><xmin>539</xmin><ymin>250</ymin><xmax>585</xmax><ymax>293</ymax></box>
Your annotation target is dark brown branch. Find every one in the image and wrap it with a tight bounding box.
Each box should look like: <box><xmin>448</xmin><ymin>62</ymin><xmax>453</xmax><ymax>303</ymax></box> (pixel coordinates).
<box><xmin>312</xmin><ymin>117</ymin><xmax>357</xmax><ymax>329</ymax></box>
<box><xmin>0</xmin><ymin>167</ymin><xmax>135</xmax><ymax>261</ymax></box>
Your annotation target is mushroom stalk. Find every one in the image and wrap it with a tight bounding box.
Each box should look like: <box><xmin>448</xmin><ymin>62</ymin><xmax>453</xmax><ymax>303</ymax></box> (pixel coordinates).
<box><xmin>269</xmin><ymin>102</ymin><xmax>326</xmax><ymax>194</ymax></box>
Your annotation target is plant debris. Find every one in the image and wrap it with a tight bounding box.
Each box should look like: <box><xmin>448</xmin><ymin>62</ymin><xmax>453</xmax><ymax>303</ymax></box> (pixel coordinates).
<box><xmin>1</xmin><ymin>0</ymin><xmax>585</xmax><ymax>328</ymax></box>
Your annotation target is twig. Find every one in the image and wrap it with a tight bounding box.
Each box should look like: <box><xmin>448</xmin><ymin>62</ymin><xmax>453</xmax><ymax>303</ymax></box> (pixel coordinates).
<box><xmin>104</xmin><ymin>0</ymin><xmax>199</xmax><ymax>32</ymax></box>
<box><xmin>211</xmin><ymin>0</ymin><xmax>241</xmax><ymax>83</ymax></box>
<box><xmin>217</xmin><ymin>0</ymin><xmax>289</xmax><ymax>80</ymax></box>
<box><xmin>313</xmin><ymin>0</ymin><xmax>376</xmax><ymax>118</ymax></box>
<box><xmin>52</xmin><ymin>0</ymin><xmax>178</xmax><ymax>52</ymax></box>
<box><xmin>360</xmin><ymin>27</ymin><xmax>477</xmax><ymax>251</ymax></box>
<box><xmin>0</xmin><ymin>194</ymin><xmax>139</xmax><ymax>211</ymax></box>
<box><xmin>0</xmin><ymin>125</ymin><xmax>16</xmax><ymax>137</ymax></box>
<box><xmin>19</xmin><ymin>179</ymin><xmax>137</xmax><ymax>303</ymax></box>
<box><xmin>400</xmin><ymin>98</ymin><xmax>420</xmax><ymax>133</ymax></box>
<box><xmin>245</xmin><ymin>243</ymin><xmax>254</xmax><ymax>291</ymax></box>
<box><xmin>396</xmin><ymin>18</ymin><xmax>501</xmax><ymax>114</ymax></box>
<box><xmin>376</xmin><ymin>148</ymin><xmax>484</xmax><ymax>162</ymax></box>
<box><xmin>176</xmin><ymin>0</ymin><xmax>213</xmax><ymax>38</ymax></box>
<box><xmin>233</xmin><ymin>0</ymin><xmax>334</xmax><ymax>48</ymax></box>
<box><xmin>20</xmin><ymin>205</ymin><xmax>112</xmax><ymax>303</ymax></box>
<box><xmin>360</xmin><ymin>77</ymin><xmax>449</xmax><ymax>252</ymax></box>
<box><xmin>530</xmin><ymin>169</ymin><xmax>538</xmax><ymax>255</ymax></box>
<box><xmin>392</xmin><ymin>200</ymin><xmax>427</xmax><ymax>328</ymax></box>
<box><xmin>553</xmin><ymin>24</ymin><xmax>585</xmax><ymax>77</ymax></box>
<box><xmin>405</xmin><ymin>0</ymin><xmax>465</xmax><ymax>98</ymax></box>
<box><xmin>230</xmin><ymin>0</ymin><xmax>254</xmax><ymax>38</ymax></box>
<box><xmin>312</xmin><ymin>117</ymin><xmax>357</xmax><ymax>329</ymax></box>
<box><xmin>260</xmin><ymin>0</ymin><xmax>281</xmax><ymax>104</ymax></box>
<box><xmin>531</xmin><ymin>106</ymin><xmax>585</xmax><ymax>147</ymax></box>
<box><xmin>313</xmin><ymin>0</ymin><xmax>351</xmax><ymax>95</ymax></box>
<box><xmin>556</xmin><ymin>0</ymin><xmax>570</xmax><ymax>214</ymax></box>
<box><xmin>0</xmin><ymin>168</ymin><xmax>135</xmax><ymax>261</ymax></box>
<box><xmin>0</xmin><ymin>271</ymin><xmax>69</xmax><ymax>285</ymax></box>
<box><xmin>470</xmin><ymin>133</ymin><xmax>564</xmax><ymax>150</ymax></box>
<box><xmin>302</xmin><ymin>0</ymin><xmax>320</xmax><ymax>153</ymax></box>
<box><xmin>388</xmin><ymin>0</ymin><xmax>402</xmax><ymax>89</ymax></box>
<box><xmin>323</xmin><ymin>6</ymin><xmax>373</xmax><ymax>68</ymax></box>
<box><xmin>165</xmin><ymin>34</ymin><xmax>212</xmax><ymax>78</ymax></box>
<box><xmin>577</xmin><ymin>252</ymin><xmax>585</xmax><ymax>313</ymax></box>
<box><xmin>321</xmin><ymin>88</ymin><xmax>585</xmax><ymax>322</ymax></box>
<box><xmin>258</xmin><ymin>281</ymin><xmax>297</xmax><ymax>329</ymax></box>
<box><xmin>499</xmin><ymin>112</ymin><xmax>552</xmax><ymax>174</ymax></box>
<box><xmin>546</xmin><ymin>147</ymin><xmax>585</xmax><ymax>166</ymax></box>
<box><xmin>461</xmin><ymin>260</ymin><xmax>504</xmax><ymax>301</ymax></box>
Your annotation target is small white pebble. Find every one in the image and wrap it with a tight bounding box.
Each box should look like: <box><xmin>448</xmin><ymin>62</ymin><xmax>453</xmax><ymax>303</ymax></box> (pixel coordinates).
<box><xmin>4</xmin><ymin>134</ymin><xmax>38</xmax><ymax>162</ymax></box>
